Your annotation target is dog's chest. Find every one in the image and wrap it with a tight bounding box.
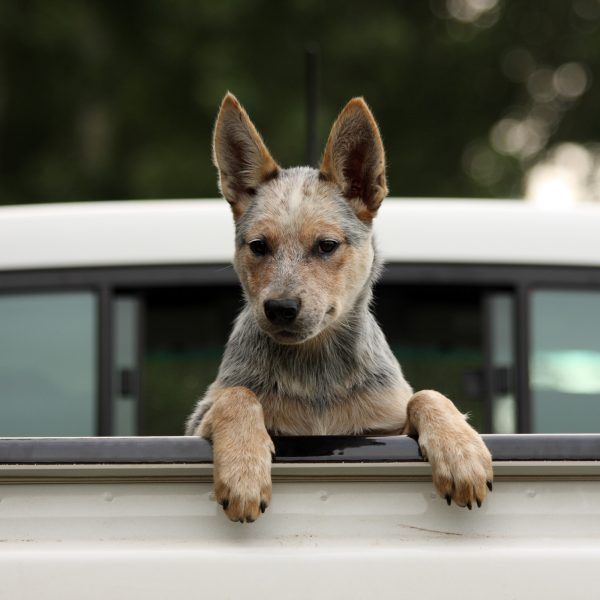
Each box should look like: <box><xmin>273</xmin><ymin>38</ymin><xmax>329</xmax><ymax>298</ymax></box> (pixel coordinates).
<box><xmin>266</xmin><ymin>350</ymin><xmax>352</xmax><ymax>406</ymax></box>
<box><xmin>256</xmin><ymin>357</ymin><xmax>349</xmax><ymax>434</ymax></box>
<box><xmin>257</xmin><ymin>363</ymin><xmax>409</xmax><ymax>436</ymax></box>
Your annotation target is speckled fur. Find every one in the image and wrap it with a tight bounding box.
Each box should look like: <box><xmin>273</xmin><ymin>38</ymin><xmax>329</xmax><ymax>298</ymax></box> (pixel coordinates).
<box><xmin>186</xmin><ymin>93</ymin><xmax>493</xmax><ymax>522</ymax></box>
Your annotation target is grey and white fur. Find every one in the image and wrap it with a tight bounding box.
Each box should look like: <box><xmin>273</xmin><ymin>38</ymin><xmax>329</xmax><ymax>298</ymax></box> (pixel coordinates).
<box><xmin>185</xmin><ymin>94</ymin><xmax>493</xmax><ymax>523</ymax></box>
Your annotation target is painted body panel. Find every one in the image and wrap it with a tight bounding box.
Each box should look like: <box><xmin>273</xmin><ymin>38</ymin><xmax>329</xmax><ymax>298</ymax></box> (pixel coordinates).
<box><xmin>2</xmin><ymin>199</ymin><xmax>600</xmax><ymax>270</ymax></box>
<box><xmin>0</xmin><ymin>456</ymin><xmax>599</xmax><ymax>600</ymax></box>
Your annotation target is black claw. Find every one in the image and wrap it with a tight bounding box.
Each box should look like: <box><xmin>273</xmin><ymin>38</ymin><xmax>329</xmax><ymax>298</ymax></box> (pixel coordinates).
<box><xmin>246</xmin><ymin>516</ymin><xmax>255</xmax><ymax>523</ymax></box>
<box><xmin>445</xmin><ymin>494</ymin><xmax>451</xmax><ymax>506</ymax></box>
<box><xmin>487</xmin><ymin>481</ymin><xmax>493</xmax><ymax>492</ymax></box>
<box><xmin>259</xmin><ymin>501</ymin><xmax>267</xmax><ymax>513</ymax></box>
<box><xmin>466</xmin><ymin>502</ymin><xmax>472</xmax><ymax>510</ymax></box>
<box><xmin>221</xmin><ymin>499</ymin><xmax>229</xmax><ymax>510</ymax></box>
<box><xmin>476</xmin><ymin>498</ymin><xmax>482</xmax><ymax>508</ymax></box>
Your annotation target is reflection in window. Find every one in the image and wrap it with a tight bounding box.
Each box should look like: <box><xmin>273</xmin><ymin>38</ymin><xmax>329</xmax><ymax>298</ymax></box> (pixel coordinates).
<box><xmin>112</xmin><ymin>296</ymin><xmax>140</xmax><ymax>436</ymax></box>
<box><xmin>0</xmin><ymin>292</ymin><xmax>96</xmax><ymax>436</ymax></box>
<box><xmin>488</xmin><ymin>294</ymin><xmax>516</xmax><ymax>433</ymax></box>
<box><xmin>530</xmin><ymin>290</ymin><xmax>600</xmax><ymax>433</ymax></box>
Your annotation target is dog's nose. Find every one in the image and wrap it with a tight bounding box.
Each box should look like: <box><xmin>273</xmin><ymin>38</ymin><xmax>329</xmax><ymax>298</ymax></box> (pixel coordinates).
<box><xmin>264</xmin><ymin>298</ymin><xmax>300</xmax><ymax>324</ymax></box>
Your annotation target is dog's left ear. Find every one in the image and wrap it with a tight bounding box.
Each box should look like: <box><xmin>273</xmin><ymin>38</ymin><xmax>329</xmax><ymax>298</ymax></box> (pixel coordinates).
<box><xmin>320</xmin><ymin>98</ymin><xmax>387</xmax><ymax>222</ymax></box>
<box><xmin>213</xmin><ymin>93</ymin><xmax>279</xmax><ymax>220</ymax></box>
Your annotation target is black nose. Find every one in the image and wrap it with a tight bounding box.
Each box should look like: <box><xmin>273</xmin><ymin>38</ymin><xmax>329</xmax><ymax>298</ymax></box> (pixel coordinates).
<box><xmin>264</xmin><ymin>298</ymin><xmax>300</xmax><ymax>324</ymax></box>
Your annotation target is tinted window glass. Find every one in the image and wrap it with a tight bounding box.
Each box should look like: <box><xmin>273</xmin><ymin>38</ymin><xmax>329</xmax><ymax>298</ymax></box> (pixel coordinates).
<box><xmin>488</xmin><ymin>294</ymin><xmax>517</xmax><ymax>433</ymax></box>
<box><xmin>530</xmin><ymin>290</ymin><xmax>600</xmax><ymax>433</ymax></box>
<box><xmin>375</xmin><ymin>285</ymin><xmax>485</xmax><ymax>431</ymax></box>
<box><xmin>138</xmin><ymin>283</ymin><xmax>489</xmax><ymax>435</ymax></box>
<box><xmin>0</xmin><ymin>292</ymin><xmax>96</xmax><ymax>436</ymax></box>
<box><xmin>140</xmin><ymin>286</ymin><xmax>240</xmax><ymax>435</ymax></box>
<box><xmin>112</xmin><ymin>296</ymin><xmax>140</xmax><ymax>436</ymax></box>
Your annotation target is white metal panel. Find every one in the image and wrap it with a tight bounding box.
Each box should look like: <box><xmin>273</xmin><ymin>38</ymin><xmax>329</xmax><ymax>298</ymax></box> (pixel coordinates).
<box><xmin>2</xmin><ymin>199</ymin><xmax>600</xmax><ymax>271</ymax></box>
<box><xmin>0</xmin><ymin>199</ymin><xmax>235</xmax><ymax>270</ymax></box>
<box><xmin>2</xmin><ymin>545</ymin><xmax>599</xmax><ymax>600</ymax></box>
<box><xmin>0</xmin><ymin>461</ymin><xmax>599</xmax><ymax>599</ymax></box>
<box><xmin>376</xmin><ymin>199</ymin><xmax>600</xmax><ymax>266</ymax></box>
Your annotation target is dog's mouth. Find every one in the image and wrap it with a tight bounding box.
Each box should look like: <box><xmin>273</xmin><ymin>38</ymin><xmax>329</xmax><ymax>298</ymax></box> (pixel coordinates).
<box><xmin>257</xmin><ymin>309</ymin><xmax>333</xmax><ymax>345</ymax></box>
<box><xmin>271</xmin><ymin>329</ymin><xmax>307</xmax><ymax>344</ymax></box>
<box><xmin>277</xmin><ymin>330</ymin><xmax>298</xmax><ymax>339</ymax></box>
<box><xmin>264</xmin><ymin>324</ymin><xmax>326</xmax><ymax>345</ymax></box>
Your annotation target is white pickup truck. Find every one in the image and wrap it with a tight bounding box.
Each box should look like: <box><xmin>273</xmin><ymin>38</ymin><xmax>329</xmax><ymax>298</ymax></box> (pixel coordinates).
<box><xmin>1</xmin><ymin>199</ymin><xmax>600</xmax><ymax>599</ymax></box>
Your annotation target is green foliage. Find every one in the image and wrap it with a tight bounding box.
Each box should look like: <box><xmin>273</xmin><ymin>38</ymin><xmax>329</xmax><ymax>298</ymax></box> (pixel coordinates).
<box><xmin>0</xmin><ymin>0</ymin><xmax>599</xmax><ymax>204</ymax></box>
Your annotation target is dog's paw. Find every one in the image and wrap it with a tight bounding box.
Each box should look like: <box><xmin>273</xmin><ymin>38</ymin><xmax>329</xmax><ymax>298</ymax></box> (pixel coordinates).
<box><xmin>212</xmin><ymin>430</ymin><xmax>275</xmax><ymax>523</ymax></box>
<box><xmin>419</xmin><ymin>421</ymin><xmax>493</xmax><ymax>509</ymax></box>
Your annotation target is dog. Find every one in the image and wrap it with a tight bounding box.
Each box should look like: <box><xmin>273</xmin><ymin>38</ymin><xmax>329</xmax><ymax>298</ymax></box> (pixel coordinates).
<box><xmin>186</xmin><ymin>93</ymin><xmax>493</xmax><ymax>523</ymax></box>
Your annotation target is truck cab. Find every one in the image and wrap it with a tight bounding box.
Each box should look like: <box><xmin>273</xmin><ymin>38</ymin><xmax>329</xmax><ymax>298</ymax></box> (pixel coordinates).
<box><xmin>1</xmin><ymin>198</ymin><xmax>600</xmax><ymax>437</ymax></box>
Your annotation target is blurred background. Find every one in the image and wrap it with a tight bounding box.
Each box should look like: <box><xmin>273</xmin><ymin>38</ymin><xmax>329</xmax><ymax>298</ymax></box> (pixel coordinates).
<box><xmin>1</xmin><ymin>0</ymin><xmax>600</xmax><ymax>437</ymax></box>
<box><xmin>1</xmin><ymin>0</ymin><xmax>600</xmax><ymax>204</ymax></box>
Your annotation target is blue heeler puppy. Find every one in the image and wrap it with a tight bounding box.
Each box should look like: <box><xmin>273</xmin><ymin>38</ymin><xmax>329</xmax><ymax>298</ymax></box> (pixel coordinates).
<box><xmin>186</xmin><ymin>93</ymin><xmax>493</xmax><ymax>523</ymax></box>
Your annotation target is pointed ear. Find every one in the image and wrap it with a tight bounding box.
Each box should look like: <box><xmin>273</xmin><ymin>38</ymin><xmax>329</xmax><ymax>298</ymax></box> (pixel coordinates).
<box><xmin>320</xmin><ymin>98</ymin><xmax>387</xmax><ymax>222</ymax></box>
<box><xmin>212</xmin><ymin>93</ymin><xmax>279</xmax><ymax>220</ymax></box>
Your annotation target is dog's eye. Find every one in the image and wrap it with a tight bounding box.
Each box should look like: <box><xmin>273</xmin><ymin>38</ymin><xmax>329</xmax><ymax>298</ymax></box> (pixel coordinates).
<box><xmin>249</xmin><ymin>239</ymin><xmax>267</xmax><ymax>256</ymax></box>
<box><xmin>318</xmin><ymin>240</ymin><xmax>339</xmax><ymax>255</ymax></box>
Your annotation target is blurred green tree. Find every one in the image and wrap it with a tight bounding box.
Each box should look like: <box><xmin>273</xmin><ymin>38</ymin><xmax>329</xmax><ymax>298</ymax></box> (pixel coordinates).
<box><xmin>0</xmin><ymin>0</ymin><xmax>599</xmax><ymax>204</ymax></box>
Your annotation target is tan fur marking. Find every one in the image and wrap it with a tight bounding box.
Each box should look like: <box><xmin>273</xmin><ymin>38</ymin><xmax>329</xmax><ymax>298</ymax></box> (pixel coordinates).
<box><xmin>404</xmin><ymin>390</ymin><xmax>493</xmax><ymax>507</ymax></box>
<box><xmin>198</xmin><ymin>386</ymin><xmax>274</xmax><ymax>522</ymax></box>
<box><xmin>261</xmin><ymin>383</ymin><xmax>413</xmax><ymax>436</ymax></box>
<box><xmin>300</xmin><ymin>220</ymin><xmax>346</xmax><ymax>245</ymax></box>
<box><xmin>237</xmin><ymin>203</ymin><xmax>371</xmax><ymax>337</ymax></box>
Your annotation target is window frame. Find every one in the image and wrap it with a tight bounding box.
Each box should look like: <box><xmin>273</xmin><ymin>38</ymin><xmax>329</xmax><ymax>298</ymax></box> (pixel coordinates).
<box><xmin>1</xmin><ymin>262</ymin><xmax>600</xmax><ymax>435</ymax></box>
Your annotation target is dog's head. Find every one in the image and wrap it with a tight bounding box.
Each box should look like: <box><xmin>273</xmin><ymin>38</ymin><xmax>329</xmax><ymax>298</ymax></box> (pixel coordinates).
<box><xmin>213</xmin><ymin>93</ymin><xmax>388</xmax><ymax>345</ymax></box>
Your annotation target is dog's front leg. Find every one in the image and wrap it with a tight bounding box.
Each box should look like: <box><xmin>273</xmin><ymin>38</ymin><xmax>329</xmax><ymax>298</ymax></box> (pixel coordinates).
<box><xmin>195</xmin><ymin>386</ymin><xmax>274</xmax><ymax>523</ymax></box>
<box><xmin>404</xmin><ymin>390</ymin><xmax>493</xmax><ymax>508</ymax></box>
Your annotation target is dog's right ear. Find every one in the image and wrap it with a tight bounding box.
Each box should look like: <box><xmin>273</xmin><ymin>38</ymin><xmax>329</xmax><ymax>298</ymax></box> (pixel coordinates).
<box><xmin>212</xmin><ymin>93</ymin><xmax>279</xmax><ymax>220</ymax></box>
<box><xmin>320</xmin><ymin>98</ymin><xmax>387</xmax><ymax>223</ymax></box>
